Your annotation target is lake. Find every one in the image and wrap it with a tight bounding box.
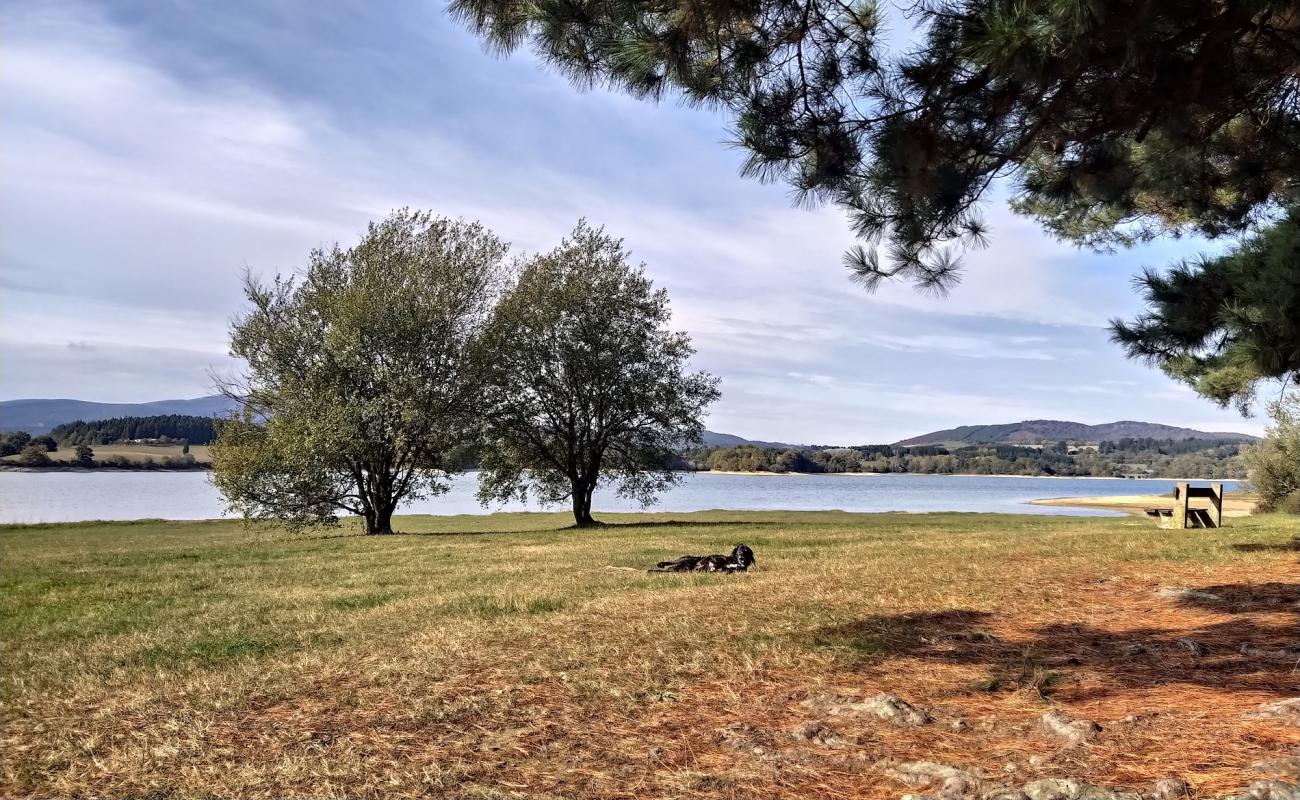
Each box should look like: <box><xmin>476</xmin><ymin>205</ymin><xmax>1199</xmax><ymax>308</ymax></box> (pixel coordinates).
<box><xmin>0</xmin><ymin>471</ymin><xmax>1242</xmax><ymax>524</ymax></box>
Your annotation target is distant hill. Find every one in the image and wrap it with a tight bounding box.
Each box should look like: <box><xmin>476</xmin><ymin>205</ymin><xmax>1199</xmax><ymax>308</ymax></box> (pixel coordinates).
<box><xmin>698</xmin><ymin>430</ymin><xmax>803</xmax><ymax>449</ymax></box>
<box><xmin>0</xmin><ymin>396</ymin><xmax>239</xmax><ymax>434</ymax></box>
<box><xmin>0</xmin><ymin>397</ymin><xmax>797</xmax><ymax>448</ymax></box>
<box><xmin>896</xmin><ymin>419</ymin><xmax>1257</xmax><ymax>446</ymax></box>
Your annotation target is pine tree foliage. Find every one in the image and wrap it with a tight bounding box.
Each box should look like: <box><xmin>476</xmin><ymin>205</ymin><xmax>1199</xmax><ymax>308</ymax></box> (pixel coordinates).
<box><xmin>453</xmin><ymin>0</ymin><xmax>1300</xmax><ymax>289</ymax></box>
<box><xmin>1112</xmin><ymin>209</ymin><xmax>1300</xmax><ymax>410</ymax></box>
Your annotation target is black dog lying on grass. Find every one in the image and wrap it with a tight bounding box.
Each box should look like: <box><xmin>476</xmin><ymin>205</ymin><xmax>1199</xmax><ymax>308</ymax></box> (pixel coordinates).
<box><xmin>650</xmin><ymin>544</ymin><xmax>755</xmax><ymax>573</ymax></box>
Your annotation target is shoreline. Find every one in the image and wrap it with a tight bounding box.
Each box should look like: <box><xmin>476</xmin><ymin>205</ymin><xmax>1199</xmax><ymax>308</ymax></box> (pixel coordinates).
<box><xmin>1029</xmin><ymin>492</ymin><xmax>1257</xmax><ymax>517</ymax></box>
<box><xmin>0</xmin><ymin>465</ymin><xmax>211</xmax><ymax>473</ymax></box>
<box><xmin>1</xmin><ymin>465</ymin><xmax>1243</xmax><ymax>482</ymax></box>
<box><xmin>694</xmin><ymin>470</ymin><xmax>1242</xmax><ymax>482</ymax></box>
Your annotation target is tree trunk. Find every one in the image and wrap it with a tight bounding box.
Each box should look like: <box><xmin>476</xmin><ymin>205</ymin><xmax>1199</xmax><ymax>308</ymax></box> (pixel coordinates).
<box><xmin>571</xmin><ymin>480</ymin><xmax>597</xmax><ymax>527</ymax></box>
<box><xmin>363</xmin><ymin>499</ymin><xmax>396</xmax><ymax>535</ymax></box>
<box><xmin>373</xmin><ymin>503</ymin><xmax>395</xmax><ymax>534</ymax></box>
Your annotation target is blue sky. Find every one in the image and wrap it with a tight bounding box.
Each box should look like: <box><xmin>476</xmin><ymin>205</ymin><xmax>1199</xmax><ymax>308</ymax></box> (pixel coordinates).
<box><xmin>0</xmin><ymin>0</ymin><xmax>1269</xmax><ymax>441</ymax></box>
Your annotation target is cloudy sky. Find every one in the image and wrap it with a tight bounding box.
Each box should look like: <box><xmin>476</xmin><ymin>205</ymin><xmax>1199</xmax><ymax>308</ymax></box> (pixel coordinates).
<box><xmin>0</xmin><ymin>0</ymin><xmax>1268</xmax><ymax>442</ymax></box>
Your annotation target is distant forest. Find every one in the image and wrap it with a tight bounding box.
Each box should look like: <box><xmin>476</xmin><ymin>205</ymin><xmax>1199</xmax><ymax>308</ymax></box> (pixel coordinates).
<box><xmin>50</xmin><ymin>415</ymin><xmax>219</xmax><ymax>445</ymax></box>
<box><xmin>691</xmin><ymin>438</ymin><xmax>1250</xmax><ymax>479</ymax></box>
<box><xmin>14</xmin><ymin>415</ymin><xmax>1251</xmax><ymax>479</ymax></box>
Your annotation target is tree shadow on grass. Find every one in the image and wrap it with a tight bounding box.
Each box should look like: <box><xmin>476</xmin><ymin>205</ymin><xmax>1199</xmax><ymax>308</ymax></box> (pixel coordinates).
<box><xmin>806</xmin><ymin>594</ymin><xmax>1299</xmax><ymax>701</ymax></box>
<box><xmin>369</xmin><ymin>518</ymin><xmax>782</xmax><ymax>538</ymax></box>
<box><xmin>1175</xmin><ymin>581</ymin><xmax>1300</xmax><ymax>614</ymax></box>
<box><xmin>588</xmin><ymin>519</ymin><xmax>785</xmax><ymax>531</ymax></box>
<box><xmin>1231</xmin><ymin>537</ymin><xmax>1300</xmax><ymax>554</ymax></box>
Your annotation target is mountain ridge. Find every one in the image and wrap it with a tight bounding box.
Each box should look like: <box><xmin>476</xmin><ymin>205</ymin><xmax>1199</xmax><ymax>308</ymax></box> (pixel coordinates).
<box><xmin>0</xmin><ymin>396</ymin><xmax>241</xmax><ymax>434</ymax></box>
<box><xmin>0</xmin><ymin>396</ymin><xmax>802</xmax><ymax>447</ymax></box>
<box><xmin>895</xmin><ymin>419</ymin><xmax>1257</xmax><ymax>446</ymax></box>
<box><xmin>1</xmin><ymin>398</ymin><xmax>1258</xmax><ymax>446</ymax></box>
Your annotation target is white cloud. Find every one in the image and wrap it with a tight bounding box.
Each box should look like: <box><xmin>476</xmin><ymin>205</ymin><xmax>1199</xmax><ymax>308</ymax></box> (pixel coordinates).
<box><xmin>0</xmin><ymin>0</ymin><xmax>1267</xmax><ymax>438</ymax></box>
<box><xmin>856</xmin><ymin>332</ymin><xmax>1057</xmax><ymax>361</ymax></box>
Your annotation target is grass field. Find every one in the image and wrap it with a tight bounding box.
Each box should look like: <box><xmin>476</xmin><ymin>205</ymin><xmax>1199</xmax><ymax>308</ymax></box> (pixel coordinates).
<box><xmin>2</xmin><ymin>511</ymin><xmax>1297</xmax><ymax>799</ymax></box>
<box><xmin>0</xmin><ymin>442</ymin><xmax>212</xmax><ymax>465</ymax></box>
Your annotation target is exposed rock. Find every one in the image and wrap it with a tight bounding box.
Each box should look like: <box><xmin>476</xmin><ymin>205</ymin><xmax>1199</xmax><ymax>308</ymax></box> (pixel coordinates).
<box><xmin>1075</xmin><ymin>785</ymin><xmax>1141</xmax><ymax>800</ymax></box>
<box><xmin>852</xmin><ymin>693</ymin><xmax>934</xmax><ymax>726</ymax></box>
<box><xmin>1253</xmin><ymin>756</ymin><xmax>1300</xmax><ymax>779</ymax></box>
<box><xmin>1020</xmin><ymin>778</ymin><xmax>1085</xmax><ymax>800</ymax></box>
<box><xmin>1040</xmin><ymin>710</ymin><xmax>1102</xmax><ymax>745</ymax></box>
<box><xmin>890</xmin><ymin>761</ymin><xmax>980</xmax><ymax>795</ymax></box>
<box><xmin>716</xmin><ymin>722</ymin><xmax>777</xmax><ymax>758</ymax></box>
<box><xmin>1156</xmin><ymin>587</ymin><xmax>1222</xmax><ymax>602</ymax></box>
<box><xmin>1151</xmin><ymin>777</ymin><xmax>1191</xmax><ymax>800</ymax></box>
<box><xmin>969</xmin><ymin>780</ymin><xmax>1147</xmax><ymax>800</ymax></box>
<box><xmin>949</xmin><ymin>718</ymin><xmax>970</xmax><ymax>733</ymax></box>
<box><xmin>1244</xmin><ymin>699</ymin><xmax>1300</xmax><ymax>727</ymax></box>
<box><xmin>1013</xmin><ymin>778</ymin><xmax>1140</xmax><ymax>800</ymax></box>
<box><xmin>790</xmin><ymin>720</ymin><xmax>852</xmax><ymax>748</ymax></box>
<box><xmin>1221</xmin><ymin>780</ymin><xmax>1300</xmax><ymax>800</ymax></box>
<box><xmin>940</xmin><ymin>773</ymin><xmax>983</xmax><ymax>799</ymax></box>
<box><xmin>805</xmin><ymin>690</ymin><xmax>934</xmax><ymax>726</ymax></box>
<box><xmin>1239</xmin><ymin>644</ymin><xmax>1300</xmax><ymax>661</ymax></box>
<box><xmin>1175</xmin><ymin>638</ymin><xmax>1207</xmax><ymax>657</ymax></box>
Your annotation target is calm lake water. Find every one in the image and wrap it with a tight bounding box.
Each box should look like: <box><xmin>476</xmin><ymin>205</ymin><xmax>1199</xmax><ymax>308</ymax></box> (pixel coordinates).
<box><xmin>0</xmin><ymin>471</ymin><xmax>1241</xmax><ymax>524</ymax></box>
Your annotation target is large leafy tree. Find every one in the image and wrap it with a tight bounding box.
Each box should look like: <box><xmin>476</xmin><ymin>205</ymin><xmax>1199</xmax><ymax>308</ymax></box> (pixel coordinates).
<box><xmin>476</xmin><ymin>222</ymin><xmax>720</xmax><ymax>527</ymax></box>
<box><xmin>212</xmin><ymin>210</ymin><xmax>510</xmax><ymax>534</ymax></box>
<box><xmin>1113</xmin><ymin>210</ymin><xmax>1300</xmax><ymax>410</ymax></box>
<box><xmin>453</xmin><ymin>0</ymin><xmax>1300</xmax><ymax>289</ymax></box>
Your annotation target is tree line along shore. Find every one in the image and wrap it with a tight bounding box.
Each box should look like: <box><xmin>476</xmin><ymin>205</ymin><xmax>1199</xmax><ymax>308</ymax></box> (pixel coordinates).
<box><xmin>0</xmin><ymin>419</ymin><xmax>212</xmax><ymax>471</ymax></box>
<box><xmin>1</xmin><ymin>417</ymin><xmax>1248</xmax><ymax>481</ymax></box>
<box><xmin>4</xmin><ymin>209</ymin><xmax>1295</xmax><ymax>522</ymax></box>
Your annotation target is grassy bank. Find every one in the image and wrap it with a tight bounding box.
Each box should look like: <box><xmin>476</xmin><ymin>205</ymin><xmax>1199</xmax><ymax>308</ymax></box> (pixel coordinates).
<box><xmin>0</xmin><ymin>442</ymin><xmax>212</xmax><ymax>468</ymax></box>
<box><xmin>2</xmin><ymin>511</ymin><xmax>1297</xmax><ymax>798</ymax></box>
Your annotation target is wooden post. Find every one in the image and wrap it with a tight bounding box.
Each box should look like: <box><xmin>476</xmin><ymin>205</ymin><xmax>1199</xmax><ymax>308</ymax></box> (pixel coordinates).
<box><xmin>1210</xmin><ymin>482</ymin><xmax>1223</xmax><ymax>528</ymax></box>
<box><xmin>1174</xmin><ymin>482</ymin><xmax>1189</xmax><ymax>529</ymax></box>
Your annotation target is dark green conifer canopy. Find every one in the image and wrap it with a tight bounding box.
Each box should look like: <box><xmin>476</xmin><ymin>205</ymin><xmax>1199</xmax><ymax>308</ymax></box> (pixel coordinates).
<box><xmin>452</xmin><ymin>0</ymin><xmax>1300</xmax><ymax>291</ymax></box>
<box><xmin>1113</xmin><ymin>209</ymin><xmax>1300</xmax><ymax>410</ymax></box>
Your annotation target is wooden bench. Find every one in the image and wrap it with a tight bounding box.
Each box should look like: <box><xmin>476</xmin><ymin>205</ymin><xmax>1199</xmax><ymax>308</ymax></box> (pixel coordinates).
<box><xmin>1144</xmin><ymin>482</ymin><xmax>1224</xmax><ymax>529</ymax></box>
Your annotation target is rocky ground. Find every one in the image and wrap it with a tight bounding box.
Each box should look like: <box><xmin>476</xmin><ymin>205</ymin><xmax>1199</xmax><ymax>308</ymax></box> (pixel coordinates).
<box><xmin>718</xmin><ymin>691</ymin><xmax>1300</xmax><ymax>800</ymax></box>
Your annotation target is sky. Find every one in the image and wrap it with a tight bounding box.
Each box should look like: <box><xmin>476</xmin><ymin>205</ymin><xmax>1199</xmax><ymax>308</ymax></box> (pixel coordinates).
<box><xmin>0</xmin><ymin>0</ymin><xmax>1270</xmax><ymax>442</ymax></box>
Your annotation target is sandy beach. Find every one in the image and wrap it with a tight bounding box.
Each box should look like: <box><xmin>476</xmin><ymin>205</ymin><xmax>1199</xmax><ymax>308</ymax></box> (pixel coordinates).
<box><xmin>1029</xmin><ymin>491</ymin><xmax>1258</xmax><ymax>517</ymax></box>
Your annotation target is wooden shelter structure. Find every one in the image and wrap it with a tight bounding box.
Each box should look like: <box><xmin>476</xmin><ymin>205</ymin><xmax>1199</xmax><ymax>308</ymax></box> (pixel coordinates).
<box><xmin>1145</xmin><ymin>482</ymin><xmax>1224</xmax><ymax>529</ymax></box>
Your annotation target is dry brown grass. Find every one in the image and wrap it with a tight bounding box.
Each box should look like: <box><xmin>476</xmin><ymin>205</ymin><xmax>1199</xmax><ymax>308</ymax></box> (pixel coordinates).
<box><xmin>2</xmin><ymin>511</ymin><xmax>1297</xmax><ymax>799</ymax></box>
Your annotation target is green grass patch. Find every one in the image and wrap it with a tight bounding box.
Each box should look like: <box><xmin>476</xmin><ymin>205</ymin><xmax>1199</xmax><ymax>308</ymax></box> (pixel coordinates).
<box><xmin>325</xmin><ymin>592</ymin><xmax>398</xmax><ymax>611</ymax></box>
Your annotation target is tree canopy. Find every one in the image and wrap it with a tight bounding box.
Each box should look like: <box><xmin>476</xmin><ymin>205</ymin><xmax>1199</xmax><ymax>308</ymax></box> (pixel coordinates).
<box><xmin>0</xmin><ymin>432</ymin><xmax>31</xmax><ymax>457</ymax></box>
<box><xmin>51</xmin><ymin>415</ymin><xmax>218</xmax><ymax>446</ymax></box>
<box><xmin>476</xmin><ymin>221</ymin><xmax>720</xmax><ymax>526</ymax></box>
<box><xmin>1113</xmin><ymin>209</ymin><xmax>1300</xmax><ymax>410</ymax></box>
<box><xmin>1243</xmin><ymin>393</ymin><xmax>1300</xmax><ymax>512</ymax></box>
<box><xmin>453</xmin><ymin>0</ymin><xmax>1300</xmax><ymax>290</ymax></box>
<box><xmin>211</xmin><ymin>210</ymin><xmax>510</xmax><ymax>534</ymax></box>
